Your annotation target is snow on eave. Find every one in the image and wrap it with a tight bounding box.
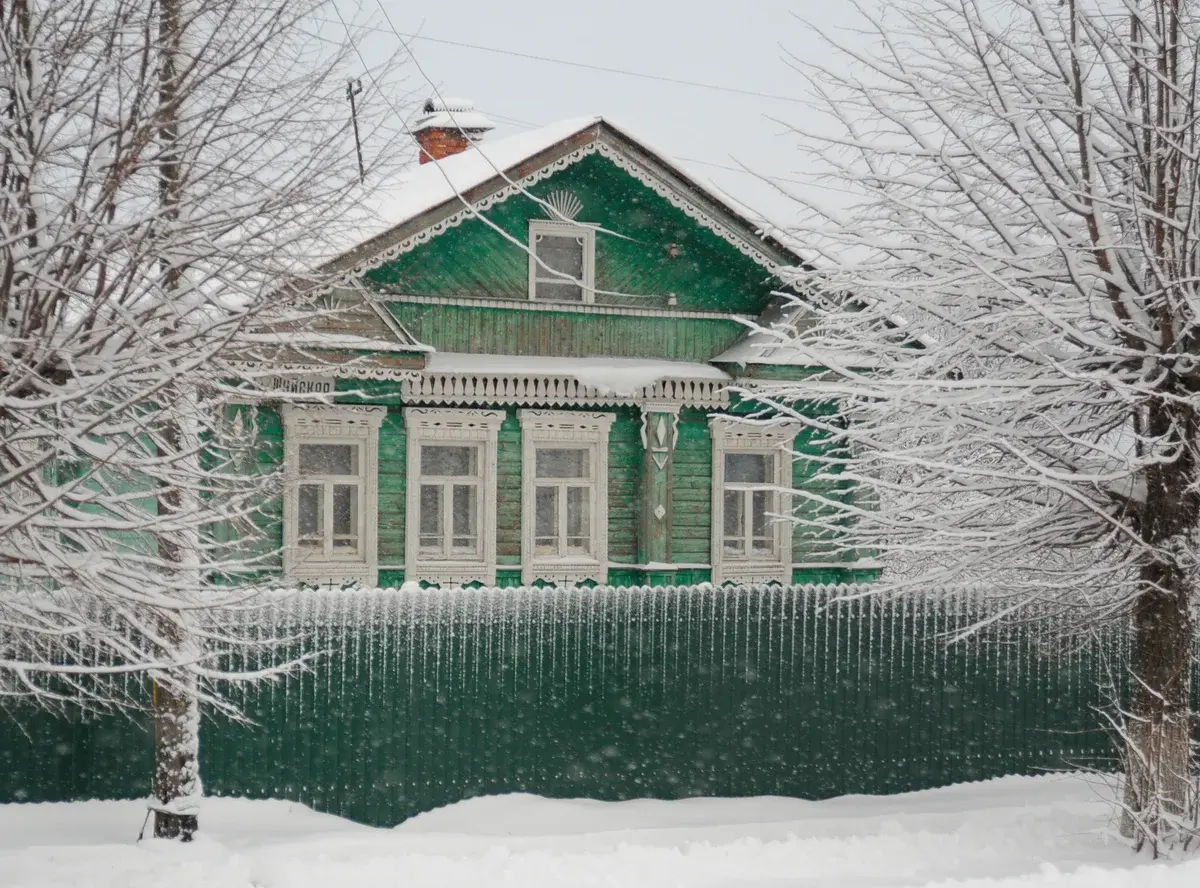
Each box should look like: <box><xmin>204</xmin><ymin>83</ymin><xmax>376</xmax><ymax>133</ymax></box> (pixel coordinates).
<box><xmin>240</xmin><ymin>331</ymin><xmax>430</xmax><ymax>353</ymax></box>
<box><xmin>424</xmin><ymin>352</ymin><xmax>730</xmax><ymax>396</ymax></box>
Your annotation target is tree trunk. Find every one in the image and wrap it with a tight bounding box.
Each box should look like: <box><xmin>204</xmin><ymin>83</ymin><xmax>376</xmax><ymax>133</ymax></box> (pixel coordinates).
<box><xmin>151</xmin><ymin>0</ymin><xmax>199</xmax><ymax>842</ymax></box>
<box><xmin>153</xmin><ymin>677</ymin><xmax>200</xmax><ymax>840</ymax></box>
<box><xmin>1121</xmin><ymin>567</ymin><xmax>1194</xmax><ymax>849</ymax></box>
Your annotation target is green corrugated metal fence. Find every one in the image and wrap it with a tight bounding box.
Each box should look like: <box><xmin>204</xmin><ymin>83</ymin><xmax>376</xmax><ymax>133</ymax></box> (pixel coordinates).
<box><xmin>0</xmin><ymin>585</ymin><xmax>1125</xmax><ymax>826</ymax></box>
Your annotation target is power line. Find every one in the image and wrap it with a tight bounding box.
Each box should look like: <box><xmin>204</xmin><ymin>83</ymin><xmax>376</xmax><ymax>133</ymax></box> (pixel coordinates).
<box><xmin>318</xmin><ymin>17</ymin><xmax>806</xmax><ymax>106</ymax></box>
<box><xmin>478</xmin><ymin>110</ymin><xmax>828</xmax><ymax>191</ymax></box>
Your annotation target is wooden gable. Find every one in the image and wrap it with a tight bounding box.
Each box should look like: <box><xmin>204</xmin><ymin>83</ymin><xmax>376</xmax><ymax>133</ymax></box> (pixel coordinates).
<box><xmin>364</xmin><ymin>151</ymin><xmax>783</xmax><ymax>315</ymax></box>
<box><xmin>320</xmin><ymin>121</ymin><xmax>800</xmax><ymax>363</ymax></box>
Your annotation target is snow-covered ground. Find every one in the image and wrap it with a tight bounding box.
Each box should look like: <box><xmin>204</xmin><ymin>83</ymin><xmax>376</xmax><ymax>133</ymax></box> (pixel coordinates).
<box><xmin>0</xmin><ymin>775</ymin><xmax>1195</xmax><ymax>888</ymax></box>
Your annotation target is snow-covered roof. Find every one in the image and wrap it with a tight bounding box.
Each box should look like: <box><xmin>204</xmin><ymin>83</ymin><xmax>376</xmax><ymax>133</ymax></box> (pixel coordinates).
<box><xmin>343</xmin><ymin>117</ymin><xmax>601</xmax><ymax>255</ymax></box>
<box><xmin>327</xmin><ymin>116</ymin><xmax>800</xmax><ymax>274</ymax></box>
<box><xmin>713</xmin><ymin>297</ymin><xmax>878</xmax><ymax>368</ymax></box>
<box><xmin>425</xmin><ymin>352</ymin><xmax>730</xmax><ymax>396</ymax></box>
<box><xmin>241</xmin><ymin>331</ymin><xmax>427</xmax><ymax>353</ymax></box>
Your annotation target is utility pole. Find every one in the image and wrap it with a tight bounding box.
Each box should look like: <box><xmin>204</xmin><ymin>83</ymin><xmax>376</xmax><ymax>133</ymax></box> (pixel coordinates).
<box><xmin>347</xmin><ymin>78</ymin><xmax>364</xmax><ymax>183</ymax></box>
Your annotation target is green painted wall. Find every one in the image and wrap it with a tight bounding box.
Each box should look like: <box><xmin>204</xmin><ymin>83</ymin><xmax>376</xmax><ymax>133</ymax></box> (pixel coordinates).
<box><xmin>378</xmin><ymin>411</ymin><xmax>406</xmax><ymax>566</ymax></box>
<box><xmin>607</xmin><ymin>409</ymin><xmax>642</xmax><ymax>565</ymax></box>
<box><xmin>249</xmin><ymin>406</ymin><xmax>285</xmax><ymax>572</ymax></box>
<box><xmin>365</xmin><ymin>154</ymin><xmax>777</xmax><ymax>316</ymax></box>
<box><xmin>673</xmin><ymin>408</ymin><xmax>713</xmax><ymax>566</ymax></box>
<box><xmin>384</xmin><ymin>302</ymin><xmax>745</xmax><ymax>362</ymax></box>
<box><xmin>496</xmin><ymin>412</ymin><xmax>522</xmax><ymax>564</ymax></box>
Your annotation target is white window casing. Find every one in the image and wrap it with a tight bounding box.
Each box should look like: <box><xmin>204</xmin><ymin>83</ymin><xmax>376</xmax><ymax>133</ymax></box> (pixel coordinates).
<box><xmin>709</xmin><ymin>416</ymin><xmax>799</xmax><ymax>586</ymax></box>
<box><xmin>519</xmin><ymin>410</ymin><xmax>615</xmax><ymax>585</ymax></box>
<box><xmin>283</xmin><ymin>405</ymin><xmax>385</xmax><ymax>587</ymax></box>
<box><xmin>405</xmin><ymin>408</ymin><xmax>504</xmax><ymax>586</ymax></box>
<box><xmin>528</xmin><ymin>220</ymin><xmax>595</xmax><ymax>304</ymax></box>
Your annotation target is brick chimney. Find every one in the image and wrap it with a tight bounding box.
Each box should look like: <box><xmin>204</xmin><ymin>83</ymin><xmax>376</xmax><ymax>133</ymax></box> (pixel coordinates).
<box><xmin>412</xmin><ymin>97</ymin><xmax>495</xmax><ymax>164</ymax></box>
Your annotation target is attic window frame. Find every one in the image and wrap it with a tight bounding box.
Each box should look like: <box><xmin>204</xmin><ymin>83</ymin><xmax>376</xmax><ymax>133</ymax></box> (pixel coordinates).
<box><xmin>528</xmin><ymin>220</ymin><xmax>595</xmax><ymax>304</ymax></box>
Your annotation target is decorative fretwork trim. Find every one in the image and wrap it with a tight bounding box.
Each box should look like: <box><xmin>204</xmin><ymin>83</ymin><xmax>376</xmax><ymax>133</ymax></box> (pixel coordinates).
<box><xmin>517</xmin><ymin>409</ymin><xmax>615</xmax><ymax>439</ymax></box>
<box><xmin>708</xmin><ymin>415</ymin><xmax>803</xmax><ymax>447</ymax></box>
<box><xmin>403</xmin><ymin>406</ymin><xmax>505</xmax><ymax>435</ymax></box>
<box><xmin>282</xmin><ymin>405</ymin><xmax>386</xmax><ymax>438</ymax></box>
<box><xmin>340</xmin><ymin>134</ymin><xmax>784</xmax><ymax>281</ymax></box>
<box><xmin>639</xmin><ymin>403</ymin><xmax>681</xmax><ymax>451</ymax></box>
<box><xmin>404</xmin><ymin>374</ymin><xmax>729</xmax><ymax>410</ymax></box>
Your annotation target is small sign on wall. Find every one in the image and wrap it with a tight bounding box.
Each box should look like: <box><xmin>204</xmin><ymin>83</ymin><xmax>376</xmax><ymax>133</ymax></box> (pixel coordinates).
<box><xmin>266</xmin><ymin>375</ymin><xmax>336</xmax><ymax>395</ymax></box>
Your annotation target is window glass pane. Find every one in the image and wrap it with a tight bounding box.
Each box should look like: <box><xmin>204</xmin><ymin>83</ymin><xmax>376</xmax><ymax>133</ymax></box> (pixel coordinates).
<box><xmin>725</xmin><ymin>452</ymin><xmax>772</xmax><ymax>484</ymax></box>
<box><xmin>451</xmin><ymin>484</ymin><xmax>477</xmax><ymax>551</ymax></box>
<box><xmin>723</xmin><ymin>489</ymin><xmax>744</xmax><ymax>555</ymax></box>
<box><xmin>419</xmin><ymin>485</ymin><xmax>442</xmax><ymax>552</ymax></box>
<box><xmin>566</xmin><ymin>486</ymin><xmax>590</xmax><ymax>554</ymax></box>
<box><xmin>533</xmin><ymin>231</ymin><xmax>586</xmax><ymax>302</ymax></box>
<box><xmin>535</xmin><ymin>234</ymin><xmax>584</xmax><ymax>280</ymax></box>
<box><xmin>751</xmin><ymin>490</ymin><xmax>774</xmax><ymax>557</ymax></box>
<box><xmin>535</xmin><ymin>486</ymin><xmax>558</xmax><ymax>554</ymax></box>
<box><xmin>332</xmin><ymin>484</ymin><xmax>358</xmax><ymax>549</ymax></box>
<box><xmin>421</xmin><ymin>445</ymin><xmax>476</xmax><ymax>477</ymax></box>
<box><xmin>298</xmin><ymin>484</ymin><xmax>322</xmax><ymax>546</ymax></box>
<box><xmin>299</xmin><ymin>443</ymin><xmax>357</xmax><ymax>476</ymax></box>
<box><xmin>536</xmin><ymin>448</ymin><xmax>588</xmax><ymax>479</ymax></box>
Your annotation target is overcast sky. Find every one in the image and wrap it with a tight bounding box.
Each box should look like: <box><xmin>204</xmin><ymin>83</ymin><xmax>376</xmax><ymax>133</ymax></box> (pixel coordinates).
<box><xmin>330</xmin><ymin>1</ymin><xmax>881</xmax><ymax>226</ymax></box>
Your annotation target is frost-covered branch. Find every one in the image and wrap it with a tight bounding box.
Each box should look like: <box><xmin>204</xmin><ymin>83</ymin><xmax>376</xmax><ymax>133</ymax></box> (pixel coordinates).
<box><xmin>769</xmin><ymin>0</ymin><xmax>1200</xmax><ymax>851</ymax></box>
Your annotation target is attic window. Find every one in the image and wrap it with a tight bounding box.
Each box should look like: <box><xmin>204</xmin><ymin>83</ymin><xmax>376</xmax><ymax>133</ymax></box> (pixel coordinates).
<box><xmin>529</xmin><ymin>220</ymin><xmax>594</xmax><ymax>303</ymax></box>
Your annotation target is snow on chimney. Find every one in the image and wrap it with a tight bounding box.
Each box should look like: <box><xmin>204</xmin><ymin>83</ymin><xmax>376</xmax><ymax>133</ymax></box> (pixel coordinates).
<box><xmin>411</xmin><ymin>97</ymin><xmax>495</xmax><ymax>164</ymax></box>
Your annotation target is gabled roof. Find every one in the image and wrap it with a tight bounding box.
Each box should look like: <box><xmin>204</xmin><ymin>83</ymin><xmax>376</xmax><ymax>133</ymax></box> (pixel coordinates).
<box><xmin>325</xmin><ymin>117</ymin><xmax>802</xmax><ymax>281</ymax></box>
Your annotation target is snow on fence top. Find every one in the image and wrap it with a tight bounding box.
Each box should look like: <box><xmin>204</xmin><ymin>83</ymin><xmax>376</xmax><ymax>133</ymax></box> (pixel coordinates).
<box><xmin>241</xmin><ymin>582</ymin><xmax>1077</xmax><ymax>634</ymax></box>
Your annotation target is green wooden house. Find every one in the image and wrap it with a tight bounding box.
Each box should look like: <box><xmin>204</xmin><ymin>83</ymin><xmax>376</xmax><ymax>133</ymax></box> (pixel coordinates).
<box><xmin>258</xmin><ymin>101</ymin><xmax>860</xmax><ymax>590</ymax></box>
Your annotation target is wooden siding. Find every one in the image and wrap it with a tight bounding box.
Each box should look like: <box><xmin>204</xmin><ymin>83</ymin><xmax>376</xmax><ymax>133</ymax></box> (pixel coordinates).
<box><xmin>251</xmin><ymin>406</ymin><xmax>285</xmax><ymax>565</ymax></box>
<box><xmin>672</xmin><ymin>408</ymin><xmax>713</xmax><ymax>566</ymax></box>
<box><xmin>384</xmin><ymin>302</ymin><xmax>745</xmax><ymax>362</ymax></box>
<box><xmin>496</xmin><ymin>413</ymin><xmax>522</xmax><ymax>563</ymax></box>
<box><xmin>607</xmin><ymin>409</ymin><xmax>642</xmax><ymax>564</ymax></box>
<box><xmin>377</xmin><ymin>411</ymin><xmax>406</xmax><ymax>565</ymax></box>
<box><xmin>364</xmin><ymin>153</ymin><xmax>779</xmax><ymax>316</ymax></box>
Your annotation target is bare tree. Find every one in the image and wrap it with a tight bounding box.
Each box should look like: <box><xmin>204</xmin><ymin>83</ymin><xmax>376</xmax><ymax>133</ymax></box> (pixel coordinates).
<box><xmin>766</xmin><ymin>0</ymin><xmax>1200</xmax><ymax>853</ymax></box>
<box><xmin>0</xmin><ymin>0</ymin><xmax>409</xmax><ymax>839</ymax></box>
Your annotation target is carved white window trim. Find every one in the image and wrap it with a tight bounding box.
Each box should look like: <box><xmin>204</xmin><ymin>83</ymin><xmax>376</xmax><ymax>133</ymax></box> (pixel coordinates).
<box><xmin>405</xmin><ymin>407</ymin><xmax>504</xmax><ymax>586</ymax></box>
<box><xmin>709</xmin><ymin>416</ymin><xmax>799</xmax><ymax>586</ymax></box>
<box><xmin>528</xmin><ymin>220</ymin><xmax>595</xmax><ymax>304</ymax></box>
<box><xmin>519</xmin><ymin>410</ymin><xmax>615</xmax><ymax>585</ymax></box>
<box><xmin>282</xmin><ymin>405</ymin><xmax>385</xmax><ymax>587</ymax></box>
